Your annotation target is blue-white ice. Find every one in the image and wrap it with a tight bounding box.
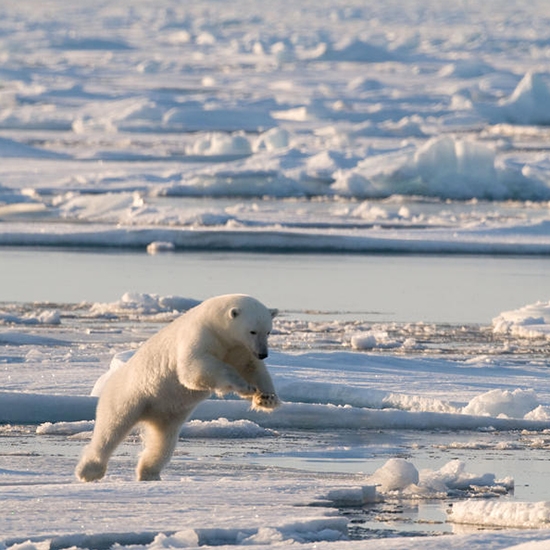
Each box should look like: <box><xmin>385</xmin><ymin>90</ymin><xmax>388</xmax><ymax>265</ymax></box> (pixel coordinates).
<box><xmin>1</xmin><ymin>0</ymin><xmax>550</xmax><ymax>254</ymax></box>
<box><xmin>2</xmin><ymin>0</ymin><xmax>550</xmax><ymax>547</ymax></box>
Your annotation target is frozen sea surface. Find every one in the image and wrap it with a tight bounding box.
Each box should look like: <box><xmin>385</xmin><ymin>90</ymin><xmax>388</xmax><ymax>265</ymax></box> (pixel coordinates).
<box><xmin>1</xmin><ymin>0</ymin><xmax>550</xmax><ymax>254</ymax></box>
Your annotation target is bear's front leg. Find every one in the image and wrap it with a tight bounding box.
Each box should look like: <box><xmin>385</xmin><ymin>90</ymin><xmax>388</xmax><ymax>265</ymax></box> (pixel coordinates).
<box><xmin>239</xmin><ymin>357</ymin><xmax>281</xmax><ymax>412</ymax></box>
<box><xmin>179</xmin><ymin>355</ymin><xmax>257</xmax><ymax>397</ymax></box>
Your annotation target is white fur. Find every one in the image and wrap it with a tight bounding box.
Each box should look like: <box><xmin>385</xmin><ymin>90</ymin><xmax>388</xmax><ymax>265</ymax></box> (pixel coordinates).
<box><xmin>75</xmin><ymin>294</ymin><xmax>280</xmax><ymax>482</ymax></box>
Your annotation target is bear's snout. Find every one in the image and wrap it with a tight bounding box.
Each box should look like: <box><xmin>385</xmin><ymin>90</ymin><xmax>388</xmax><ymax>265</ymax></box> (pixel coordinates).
<box><xmin>258</xmin><ymin>351</ymin><xmax>268</xmax><ymax>360</ymax></box>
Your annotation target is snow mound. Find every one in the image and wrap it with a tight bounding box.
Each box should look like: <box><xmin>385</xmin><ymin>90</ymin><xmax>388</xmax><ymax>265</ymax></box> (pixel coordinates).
<box><xmin>332</xmin><ymin>135</ymin><xmax>549</xmax><ymax>200</ymax></box>
<box><xmin>351</xmin><ymin>330</ymin><xmax>419</xmax><ymax>351</ymax></box>
<box><xmin>187</xmin><ymin>132</ymin><xmax>252</xmax><ymax>157</ymax></box>
<box><xmin>449</xmin><ymin>500</ymin><xmax>550</xmax><ymax>529</ymax></box>
<box><xmin>439</xmin><ymin>59</ymin><xmax>495</xmax><ymax>78</ymax></box>
<box><xmin>461</xmin><ymin>388</ymin><xmax>543</xmax><ymax>419</ymax></box>
<box><xmin>500</xmin><ymin>72</ymin><xmax>550</xmax><ymax>125</ymax></box>
<box><xmin>36</xmin><ymin>420</ymin><xmax>94</xmax><ymax>436</ymax></box>
<box><xmin>253</xmin><ymin>127</ymin><xmax>290</xmax><ymax>152</ymax></box>
<box><xmin>493</xmin><ymin>301</ymin><xmax>550</xmax><ymax>339</ymax></box>
<box><xmin>317</xmin><ymin>38</ymin><xmax>395</xmax><ymax>63</ymax></box>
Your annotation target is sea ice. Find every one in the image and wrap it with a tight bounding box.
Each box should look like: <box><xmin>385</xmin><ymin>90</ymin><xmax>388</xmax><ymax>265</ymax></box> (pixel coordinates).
<box><xmin>461</xmin><ymin>389</ymin><xmax>542</xmax><ymax>419</ymax></box>
<box><xmin>3</xmin><ymin>0</ymin><xmax>550</xmax><ymax>546</ymax></box>
<box><xmin>367</xmin><ymin>458</ymin><xmax>420</xmax><ymax>492</ymax></box>
<box><xmin>449</xmin><ymin>500</ymin><xmax>550</xmax><ymax>529</ymax></box>
<box><xmin>499</xmin><ymin>72</ymin><xmax>550</xmax><ymax>125</ymax></box>
<box><xmin>493</xmin><ymin>301</ymin><xmax>550</xmax><ymax>339</ymax></box>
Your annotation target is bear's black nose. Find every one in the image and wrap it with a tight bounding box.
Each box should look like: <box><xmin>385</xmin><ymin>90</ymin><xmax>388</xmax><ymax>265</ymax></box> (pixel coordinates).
<box><xmin>258</xmin><ymin>352</ymin><xmax>268</xmax><ymax>360</ymax></box>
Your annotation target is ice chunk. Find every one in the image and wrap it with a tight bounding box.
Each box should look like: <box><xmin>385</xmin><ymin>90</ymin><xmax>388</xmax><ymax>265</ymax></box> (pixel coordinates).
<box><xmin>323</xmin><ymin>486</ymin><xmax>378</xmax><ymax>507</ymax></box>
<box><xmin>253</xmin><ymin>127</ymin><xmax>290</xmax><ymax>151</ymax></box>
<box><xmin>146</xmin><ymin>241</ymin><xmax>175</xmax><ymax>254</ymax></box>
<box><xmin>449</xmin><ymin>500</ymin><xmax>550</xmax><ymax>529</ymax></box>
<box><xmin>367</xmin><ymin>458</ymin><xmax>419</xmax><ymax>492</ymax></box>
<box><xmin>367</xmin><ymin>458</ymin><xmax>513</xmax><ymax>497</ymax></box>
<box><xmin>420</xmin><ymin>459</ymin><xmax>500</xmax><ymax>493</ymax></box>
<box><xmin>462</xmin><ymin>388</ymin><xmax>540</xmax><ymax>419</ymax></box>
<box><xmin>493</xmin><ymin>301</ymin><xmax>550</xmax><ymax>339</ymax></box>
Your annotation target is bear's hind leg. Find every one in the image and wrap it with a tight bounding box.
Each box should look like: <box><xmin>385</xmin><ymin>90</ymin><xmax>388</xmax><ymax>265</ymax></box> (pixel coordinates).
<box><xmin>75</xmin><ymin>404</ymin><xmax>141</xmax><ymax>482</ymax></box>
<box><xmin>136</xmin><ymin>420</ymin><xmax>181</xmax><ymax>481</ymax></box>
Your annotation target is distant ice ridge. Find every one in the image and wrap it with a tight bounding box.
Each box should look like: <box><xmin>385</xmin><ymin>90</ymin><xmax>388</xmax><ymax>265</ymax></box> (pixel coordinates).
<box><xmin>0</xmin><ymin>309</ymin><xmax>60</xmax><ymax>326</ymax></box>
<box><xmin>89</xmin><ymin>292</ymin><xmax>200</xmax><ymax>317</ymax></box>
<box><xmin>332</xmin><ymin>135</ymin><xmax>549</xmax><ymax>200</ymax></box>
<box><xmin>152</xmin><ymin>133</ymin><xmax>550</xmax><ymax>201</ymax></box>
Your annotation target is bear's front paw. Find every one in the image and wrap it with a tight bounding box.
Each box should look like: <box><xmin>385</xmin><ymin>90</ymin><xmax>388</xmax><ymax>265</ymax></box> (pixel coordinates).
<box><xmin>251</xmin><ymin>392</ymin><xmax>281</xmax><ymax>412</ymax></box>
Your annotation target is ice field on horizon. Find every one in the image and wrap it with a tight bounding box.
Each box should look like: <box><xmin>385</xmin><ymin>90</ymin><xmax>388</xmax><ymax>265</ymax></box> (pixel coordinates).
<box><xmin>1</xmin><ymin>0</ymin><xmax>550</xmax><ymax>254</ymax></box>
<box><xmin>2</xmin><ymin>0</ymin><xmax>550</xmax><ymax>548</ymax></box>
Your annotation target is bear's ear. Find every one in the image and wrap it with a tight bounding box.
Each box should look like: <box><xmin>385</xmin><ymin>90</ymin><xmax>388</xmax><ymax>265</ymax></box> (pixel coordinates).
<box><xmin>270</xmin><ymin>308</ymin><xmax>278</xmax><ymax>319</ymax></box>
<box><xmin>229</xmin><ymin>307</ymin><xmax>240</xmax><ymax>319</ymax></box>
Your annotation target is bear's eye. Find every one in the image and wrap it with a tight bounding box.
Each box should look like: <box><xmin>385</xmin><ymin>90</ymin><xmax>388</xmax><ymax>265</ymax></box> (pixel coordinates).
<box><xmin>250</xmin><ymin>331</ymin><xmax>257</xmax><ymax>335</ymax></box>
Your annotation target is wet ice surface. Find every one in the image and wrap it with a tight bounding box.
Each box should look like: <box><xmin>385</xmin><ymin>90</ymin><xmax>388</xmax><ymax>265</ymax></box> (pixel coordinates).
<box><xmin>2</xmin><ymin>296</ymin><xmax>550</xmax><ymax>547</ymax></box>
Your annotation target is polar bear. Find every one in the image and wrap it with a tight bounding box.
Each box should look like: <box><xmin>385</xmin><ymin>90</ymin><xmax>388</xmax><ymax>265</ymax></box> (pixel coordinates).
<box><xmin>75</xmin><ymin>294</ymin><xmax>280</xmax><ymax>482</ymax></box>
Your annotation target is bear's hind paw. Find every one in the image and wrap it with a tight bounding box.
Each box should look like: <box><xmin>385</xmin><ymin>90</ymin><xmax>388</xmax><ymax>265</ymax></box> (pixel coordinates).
<box><xmin>75</xmin><ymin>459</ymin><xmax>107</xmax><ymax>482</ymax></box>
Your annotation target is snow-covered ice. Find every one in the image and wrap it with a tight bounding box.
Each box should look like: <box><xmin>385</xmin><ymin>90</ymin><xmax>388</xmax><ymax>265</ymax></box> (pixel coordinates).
<box><xmin>493</xmin><ymin>301</ymin><xmax>550</xmax><ymax>340</ymax></box>
<box><xmin>2</xmin><ymin>0</ymin><xmax>550</xmax><ymax>547</ymax></box>
<box><xmin>2</xmin><ymin>293</ymin><xmax>550</xmax><ymax>548</ymax></box>
<box><xmin>1</xmin><ymin>0</ymin><xmax>550</xmax><ymax>254</ymax></box>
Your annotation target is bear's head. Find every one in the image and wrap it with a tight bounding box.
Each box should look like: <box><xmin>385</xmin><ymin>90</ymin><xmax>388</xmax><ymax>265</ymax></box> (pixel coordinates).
<box><xmin>226</xmin><ymin>296</ymin><xmax>278</xmax><ymax>360</ymax></box>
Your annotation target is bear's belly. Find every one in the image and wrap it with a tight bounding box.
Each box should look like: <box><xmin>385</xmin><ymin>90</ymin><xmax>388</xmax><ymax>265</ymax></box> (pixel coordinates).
<box><xmin>142</xmin><ymin>380</ymin><xmax>210</xmax><ymax>422</ymax></box>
